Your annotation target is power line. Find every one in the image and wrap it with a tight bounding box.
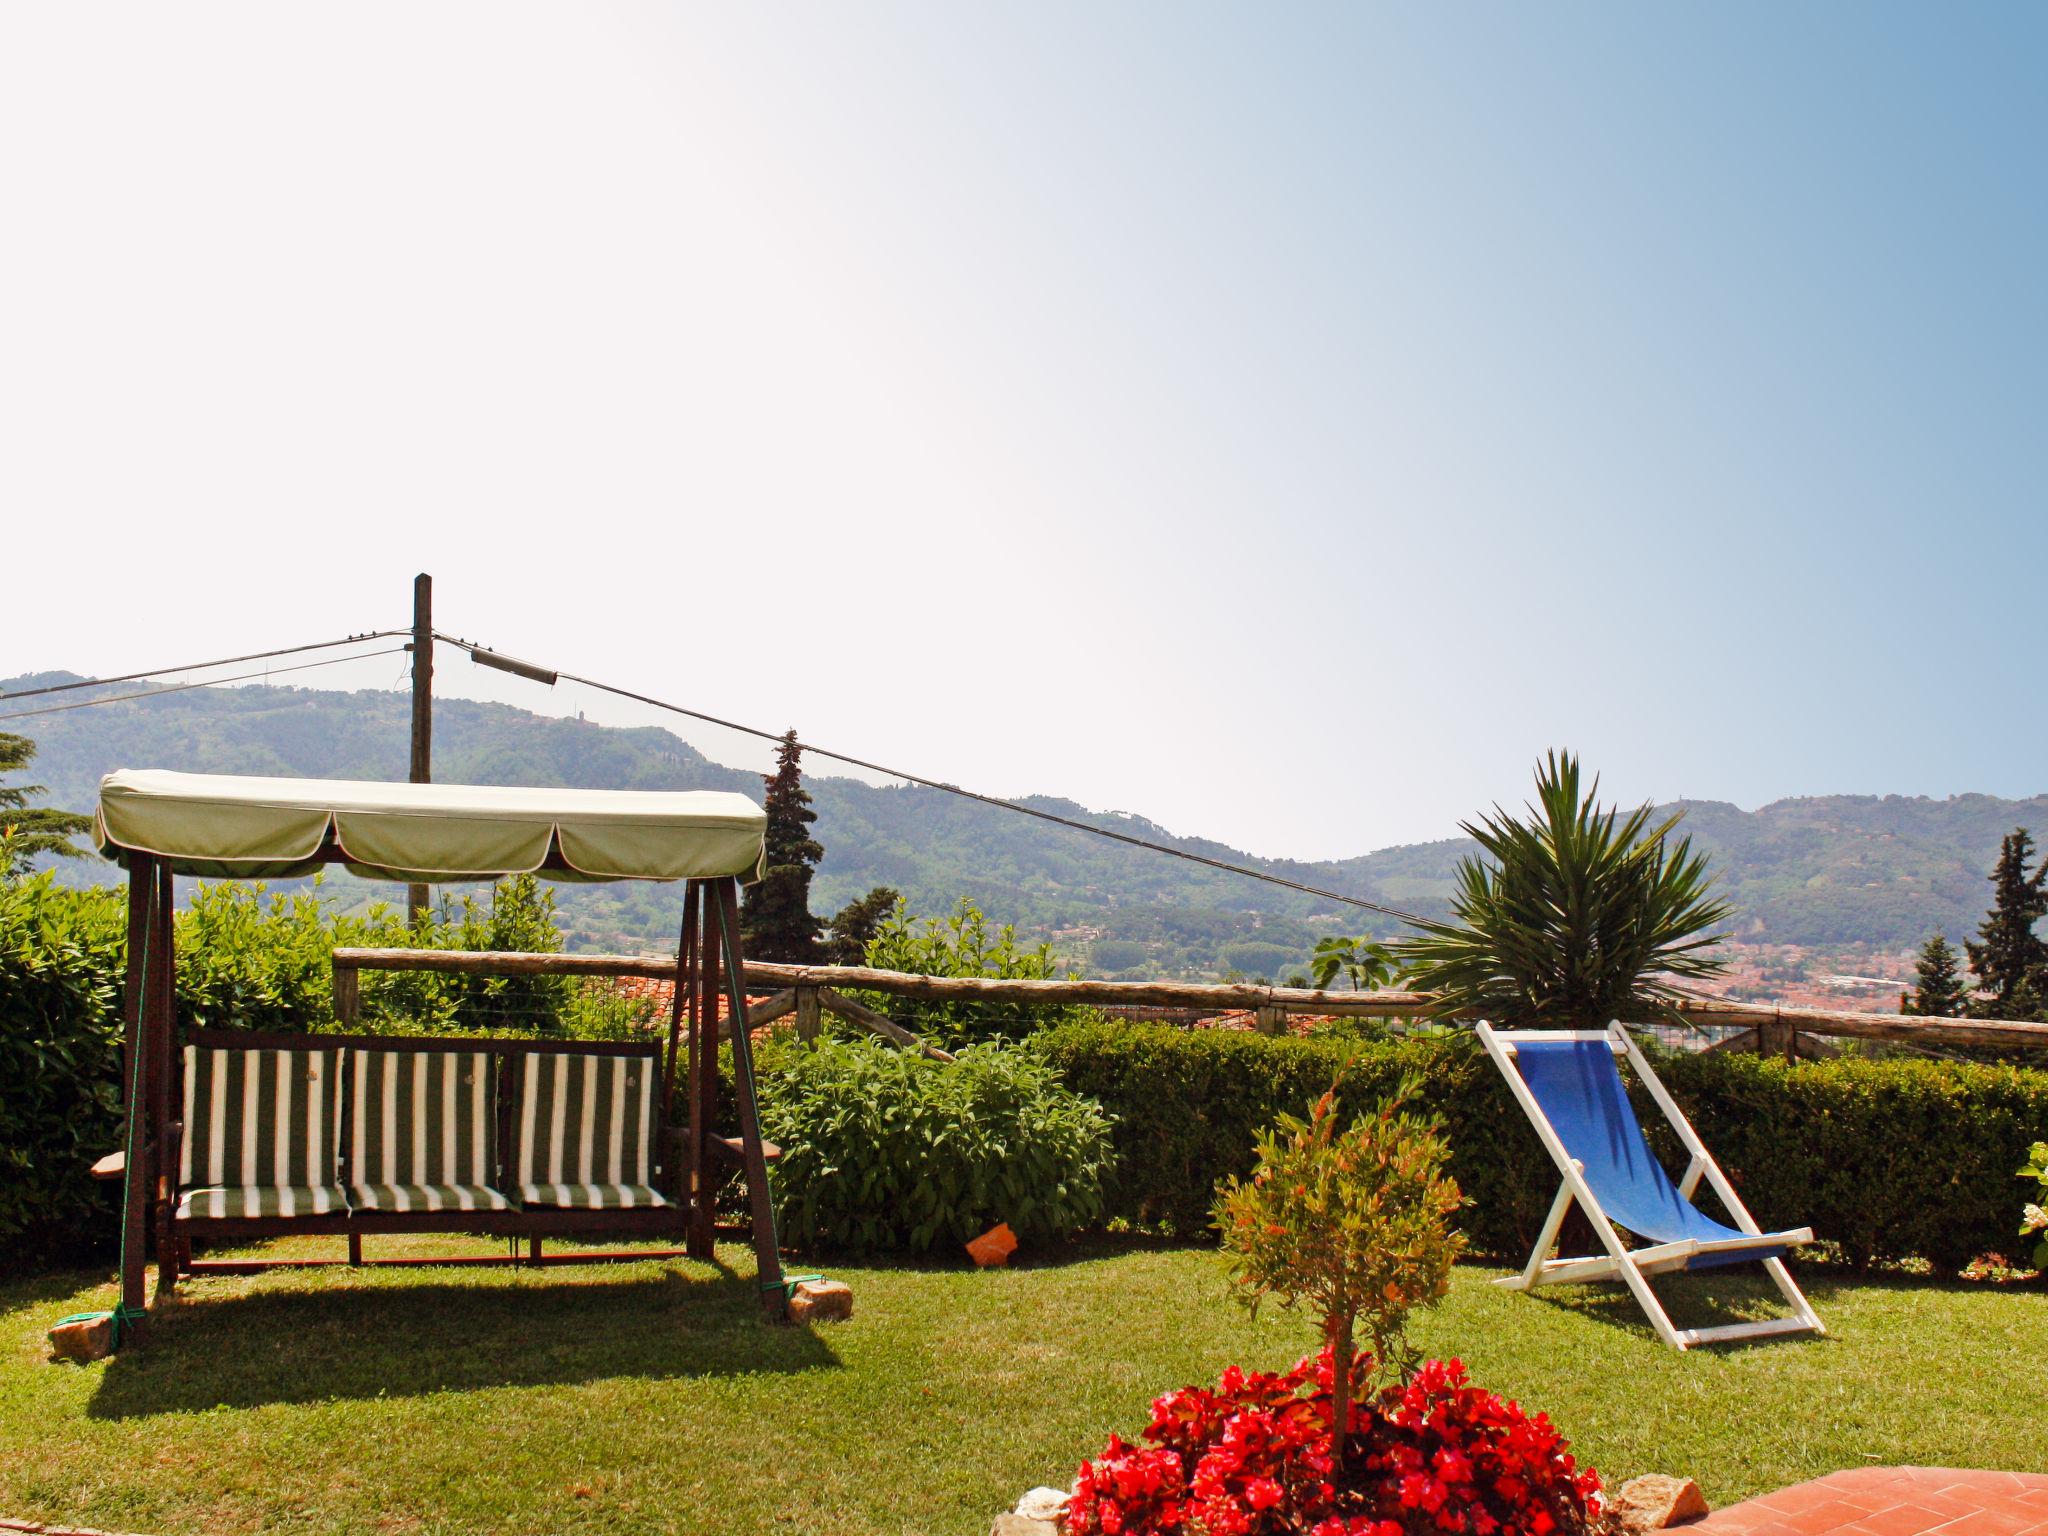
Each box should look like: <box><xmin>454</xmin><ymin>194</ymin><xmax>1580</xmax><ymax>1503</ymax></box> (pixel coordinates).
<box><xmin>0</xmin><ymin>646</ymin><xmax>411</xmax><ymax>722</ymax></box>
<box><xmin>438</xmin><ymin>631</ymin><xmax>1434</xmax><ymax>930</ymax></box>
<box><xmin>0</xmin><ymin>630</ymin><xmax>408</xmax><ymax>704</ymax></box>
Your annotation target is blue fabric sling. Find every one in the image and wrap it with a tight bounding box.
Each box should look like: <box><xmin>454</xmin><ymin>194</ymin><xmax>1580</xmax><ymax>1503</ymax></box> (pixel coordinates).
<box><xmin>1511</xmin><ymin>1038</ymin><xmax>1786</xmax><ymax>1269</ymax></box>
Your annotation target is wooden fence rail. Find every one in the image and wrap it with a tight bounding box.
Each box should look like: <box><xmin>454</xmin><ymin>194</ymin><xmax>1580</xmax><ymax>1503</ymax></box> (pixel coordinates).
<box><xmin>328</xmin><ymin>947</ymin><xmax>2048</xmax><ymax>1054</ymax></box>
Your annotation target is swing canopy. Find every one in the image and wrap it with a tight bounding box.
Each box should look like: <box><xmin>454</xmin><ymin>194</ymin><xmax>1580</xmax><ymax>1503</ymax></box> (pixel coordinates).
<box><xmin>95</xmin><ymin>769</ymin><xmax>768</xmax><ymax>884</ymax></box>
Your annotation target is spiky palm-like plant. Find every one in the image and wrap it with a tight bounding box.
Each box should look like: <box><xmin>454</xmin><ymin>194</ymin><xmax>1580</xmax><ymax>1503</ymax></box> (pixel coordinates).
<box><xmin>1394</xmin><ymin>752</ymin><xmax>1730</xmax><ymax>1027</ymax></box>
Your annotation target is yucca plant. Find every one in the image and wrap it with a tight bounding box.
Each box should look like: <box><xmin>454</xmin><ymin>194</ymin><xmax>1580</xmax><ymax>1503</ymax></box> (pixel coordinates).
<box><xmin>1394</xmin><ymin>752</ymin><xmax>1730</xmax><ymax>1027</ymax></box>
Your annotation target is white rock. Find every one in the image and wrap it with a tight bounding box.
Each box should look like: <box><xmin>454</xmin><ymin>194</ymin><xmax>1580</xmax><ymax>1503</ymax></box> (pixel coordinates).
<box><xmin>1017</xmin><ymin>1487</ymin><xmax>1070</xmax><ymax>1522</ymax></box>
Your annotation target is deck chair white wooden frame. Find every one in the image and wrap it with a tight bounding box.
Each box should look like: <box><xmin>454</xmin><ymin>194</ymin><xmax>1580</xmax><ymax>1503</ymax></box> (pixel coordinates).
<box><xmin>1477</xmin><ymin>1021</ymin><xmax>1824</xmax><ymax>1351</ymax></box>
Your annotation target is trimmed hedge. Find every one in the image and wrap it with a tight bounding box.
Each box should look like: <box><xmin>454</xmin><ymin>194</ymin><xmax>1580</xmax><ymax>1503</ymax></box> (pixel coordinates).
<box><xmin>1030</xmin><ymin>1020</ymin><xmax>2048</xmax><ymax>1272</ymax></box>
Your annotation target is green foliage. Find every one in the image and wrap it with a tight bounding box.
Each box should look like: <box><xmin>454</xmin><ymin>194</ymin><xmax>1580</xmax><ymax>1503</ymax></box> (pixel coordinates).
<box><xmin>1310</xmin><ymin>935</ymin><xmax>1400</xmax><ymax>992</ymax></box>
<box><xmin>0</xmin><ymin>875</ymin><xmax>126</xmax><ymax>1262</ymax></box>
<box><xmin>1217</xmin><ymin>940</ymin><xmax>1298</xmax><ymax>981</ymax></box>
<box><xmin>1395</xmin><ymin>752</ymin><xmax>1730</xmax><ymax>1027</ymax></box>
<box><xmin>854</xmin><ymin>898</ymin><xmax>1097</xmax><ymax>1049</ymax></box>
<box><xmin>1904</xmin><ymin>933</ymin><xmax>1970</xmax><ymax>1018</ymax></box>
<box><xmin>2016</xmin><ymin>1142</ymin><xmax>2048</xmax><ymax>1269</ymax></box>
<box><xmin>1965</xmin><ymin>829</ymin><xmax>2047</xmax><ymax>1020</ymax></box>
<box><xmin>822</xmin><ymin>884</ymin><xmax>900</xmax><ymax>965</ymax></box>
<box><xmin>172</xmin><ymin>873</ymin><xmax>612</xmax><ymax>1039</ymax></box>
<box><xmin>1032</xmin><ymin>1019</ymin><xmax>2048</xmax><ymax>1272</ymax></box>
<box><xmin>1215</xmin><ymin>1080</ymin><xmax>1464</xmax><ymax>1438</ymax></box>
<box><xmin>742</xmin><ymin>729</ymin><xmax>823</xmax><ymax>963</ymax></box>
<box><xmin>0</xmin><ymin>733</ymin><xmax>94</xmax><ymax>875</ymax></box>
<box><xmin>753</xmin><ymin>1034</ymin><xmax>1115</xmax><ymax>1254</ymax></box>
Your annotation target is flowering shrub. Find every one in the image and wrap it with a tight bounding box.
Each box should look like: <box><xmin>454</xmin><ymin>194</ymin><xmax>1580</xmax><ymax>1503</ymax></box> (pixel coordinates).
<box><xmin>1213</xmin><ymin>1082</ymin><xmax>1465</xmax><ymax>1462</ymax></box>
<box><xmin>2017</xmin><ymin>1140</ymin><xmax>2048</xmax><ymax>1268</ymax></box>
<box><xmin>1064</xmin><ymin>1347</ymin><xmax>1602</xmax><ymax>1536</ymax></box>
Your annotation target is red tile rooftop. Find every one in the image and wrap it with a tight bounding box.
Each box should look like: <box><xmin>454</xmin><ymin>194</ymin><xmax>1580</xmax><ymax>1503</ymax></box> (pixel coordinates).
<box><xmin>1688</xmin><ymin>1468</ymin><xmax>2048</xmax><ymax>1536</ymax></box>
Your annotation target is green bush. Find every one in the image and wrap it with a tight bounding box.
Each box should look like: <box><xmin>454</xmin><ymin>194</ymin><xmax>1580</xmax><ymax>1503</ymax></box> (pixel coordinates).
<box><xmin>1030</xmin><ymin>1019</ymin><xmax>2048</xmax><ymax>1272</ymax></box>
<box><xmin>754</xmin><ymin>1035</ymin><xmax>1116</xmax><ymax>1254</ymax></box>
<box><xmin>0</xmin><ymin>876</ymin><xmax>127</xmax><ymax>1264</ymax></box>
<box><xmin>854</xmin><ymin>899</ymin><xmax>1098</xmax><ymax>1049</ymax></box>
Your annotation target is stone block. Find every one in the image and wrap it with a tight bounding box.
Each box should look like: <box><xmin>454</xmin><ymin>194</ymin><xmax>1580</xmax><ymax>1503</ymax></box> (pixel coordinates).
<box><xmin>1612</xmin><ymin>1474</ymin><xmax>1709</xmax><ymax>1531</ymax></box>
<box><xmin>46</xmin><ymin>1314</ymin><xmax>114</xmax><ymax>1364</ymax></box>
<box><xmin>788</xmin><ymin>1279</ymin><xmax>854</xmax><ymax>1324</ymax></box>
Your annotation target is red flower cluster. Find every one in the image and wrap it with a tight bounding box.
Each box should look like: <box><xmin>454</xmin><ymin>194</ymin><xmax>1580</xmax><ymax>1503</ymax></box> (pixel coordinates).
<box><xmin>1064</xmin><ymin>1350</ymin><xmax>1601</xmax><ymax>1536</ymax></box>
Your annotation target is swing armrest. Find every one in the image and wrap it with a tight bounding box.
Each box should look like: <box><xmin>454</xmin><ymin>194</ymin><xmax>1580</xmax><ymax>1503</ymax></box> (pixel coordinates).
<box><xmin>708</xmin><ymin>1135</ymin><xmax>783</xmax><ymax>1168</ymax></box>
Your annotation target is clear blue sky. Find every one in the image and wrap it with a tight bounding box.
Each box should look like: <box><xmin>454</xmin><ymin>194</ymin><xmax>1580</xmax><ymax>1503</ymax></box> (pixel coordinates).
<box><xmin>1</xmin><ymin>4</ymin><xmax>2040</xmax><ymax>857</ymax></box>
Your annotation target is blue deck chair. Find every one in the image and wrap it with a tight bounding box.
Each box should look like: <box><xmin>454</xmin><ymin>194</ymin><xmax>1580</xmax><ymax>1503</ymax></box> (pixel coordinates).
<box><xmin>1477</xmin><ymin>1022</ymin><xmax>1822</xmax><ymax>1350</ymax></box>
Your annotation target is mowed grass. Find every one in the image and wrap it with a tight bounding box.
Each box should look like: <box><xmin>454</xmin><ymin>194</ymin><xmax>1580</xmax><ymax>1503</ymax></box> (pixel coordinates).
<box><xmin>2</xmin><ymin>1238</ymin><xmax>2042</xmax><ymax>1536</ymax></box>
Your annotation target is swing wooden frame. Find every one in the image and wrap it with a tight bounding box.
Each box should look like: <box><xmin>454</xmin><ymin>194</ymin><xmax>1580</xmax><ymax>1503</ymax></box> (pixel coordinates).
<box><xmin>96</xmin><ymin>772</ymin><xmax>789</xmax><ymax>1337</ymax></box>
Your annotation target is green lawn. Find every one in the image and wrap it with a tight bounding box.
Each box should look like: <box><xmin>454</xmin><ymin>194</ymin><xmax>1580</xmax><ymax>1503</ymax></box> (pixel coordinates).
<box><xmin>2</xmin><ymin>1239</ymin><xmax>2040</xmax><ymax>1536</ymax></box>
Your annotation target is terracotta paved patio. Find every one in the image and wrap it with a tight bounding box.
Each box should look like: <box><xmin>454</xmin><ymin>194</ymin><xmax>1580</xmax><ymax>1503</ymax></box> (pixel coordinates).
<box><xmin>1690</xmin><ymin>1467</ymin><xmax>2048</xmax><ymax>1536</ymax></box>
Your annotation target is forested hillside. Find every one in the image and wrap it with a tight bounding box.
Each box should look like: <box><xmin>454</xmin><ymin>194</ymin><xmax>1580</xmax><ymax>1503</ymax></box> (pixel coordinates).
<box><xmin>9</xmin><ymin>671</ymin><xmax>2043</xmax><ymax>977</ymax></box>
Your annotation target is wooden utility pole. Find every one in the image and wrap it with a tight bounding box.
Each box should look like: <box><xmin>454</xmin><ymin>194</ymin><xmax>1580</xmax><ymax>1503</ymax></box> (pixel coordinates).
<box><xmin>407</xmin><ymin>573</ymin><xmax>432</xmax><ymax>920</ymax></box>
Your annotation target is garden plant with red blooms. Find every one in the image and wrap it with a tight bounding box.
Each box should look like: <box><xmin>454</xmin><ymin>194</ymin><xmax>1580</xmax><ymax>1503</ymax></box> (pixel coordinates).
<box><xmin>1063</xmin><ymin>1346</ymin><xmax>1603</xmax><ymax>1536</ymax></box>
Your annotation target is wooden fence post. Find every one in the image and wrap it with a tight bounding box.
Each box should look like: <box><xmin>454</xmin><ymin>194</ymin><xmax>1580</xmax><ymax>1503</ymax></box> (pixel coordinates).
<box><xmin>795</xmin><ymin>986</ymin><xmax>821</xmax><ymax>1043</ymax></box>
<box><xmin>332</xmin><ymin>961</ymin><xmax>360</xmax><ymax>1028</ymax></box>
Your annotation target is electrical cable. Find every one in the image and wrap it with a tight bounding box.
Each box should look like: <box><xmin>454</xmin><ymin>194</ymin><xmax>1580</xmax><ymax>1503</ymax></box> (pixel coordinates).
<box><xmin>436</xmin><ymin>631</ymin><xmax>1435</xmax><ymax>930</ymax></box>
<box><xmin>0</xmin><ymin>630</ymin><xmax>408</xmax><ymax>704</ymax></box>
<box><xmin>0</xmin><ymin>646</ymin><xmax>410</xmax><ymax>722</ymax></box>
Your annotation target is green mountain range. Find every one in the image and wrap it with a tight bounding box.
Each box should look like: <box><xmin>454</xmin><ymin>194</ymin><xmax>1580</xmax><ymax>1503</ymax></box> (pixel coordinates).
<box><xmin>7</xmin><ymin>671</ymin><xmax>2041</xmax><ymax>978</ymax></box>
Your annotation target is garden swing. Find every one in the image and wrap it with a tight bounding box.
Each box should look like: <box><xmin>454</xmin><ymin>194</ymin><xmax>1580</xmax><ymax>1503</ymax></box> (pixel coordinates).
<box><xmin>87</xmin><ymin>768</ymin><xmax>792</xmax><ymax>1345</ymax></box>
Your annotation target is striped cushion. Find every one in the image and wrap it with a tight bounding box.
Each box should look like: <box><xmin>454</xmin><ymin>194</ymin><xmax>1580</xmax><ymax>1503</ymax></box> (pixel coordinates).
<box><xmin>515</xmin><ymin>1182</ymin><xmax>670</xmax><ymax>1210</ymax></box>
<box><xmin>176</xmin><ymin>1184</ymin><xmax>348</xmax><ymax>1220</ymax></box>
<box><xmin>352</xmin><ymin>1183</ymin><xmax>512</xmax><ymax>1213</ymax></box>
<box><xmin>514</xmin><ymin>1052</ymin><xmax>664</xmax><ymax>1210</ymax></box>
<box><xmin>180</xmin><ymin>1045</ymin><xmax>344</xmax><ymax>1193</ymax></box>
<box><xmin>348</xmin><ymin>1048</ymin><xmax>507</xmax><ymax>1210</ymax></box>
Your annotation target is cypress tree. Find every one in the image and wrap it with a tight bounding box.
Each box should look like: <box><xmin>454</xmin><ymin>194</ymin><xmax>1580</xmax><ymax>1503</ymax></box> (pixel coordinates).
<box><xmin>1903</xmin><ymin>933</ymin><xmax>1968</xmax><ymax>1018</ymax></box>
<box><xmin>740</xmin><ymin>729</ymin><xmax>824</xmax><ymax>963</ymax></box>
<box><xmin>823</xmin><ymin>885</ymin><xmax>902</xmax><ymax>965</ymax></box>
<box><xmin>1964</xmin><ymin>829</ymin><xmax>2048</xmax><ymax>1020</ymax></box>
<box><xmin>0</xmin><ymin>733</ymin><xmax>94</xmax><ymax>877</ymax></box>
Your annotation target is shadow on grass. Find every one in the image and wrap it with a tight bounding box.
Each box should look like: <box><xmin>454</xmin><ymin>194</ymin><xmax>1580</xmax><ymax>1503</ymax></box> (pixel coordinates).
<box><xmin>88</xmin><ymin>1265</ymin><xmax>838</xmax><ymax>1418</ymax></box>
<box><xmin>0</xmin><ymin>1265</ymin><xmax>116</xmax><ymax>1315</ymax></box>
<box><xmin>1505</xmin><ymin>1266</ymin><xmax>1837</xmax><ymax>1351</ymax></box>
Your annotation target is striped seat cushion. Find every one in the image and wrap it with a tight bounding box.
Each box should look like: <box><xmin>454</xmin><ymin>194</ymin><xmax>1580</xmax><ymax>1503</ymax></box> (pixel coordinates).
<box><xmin>347</xmin><ymin>1048</ymin><xmax>510</xmax><ymax>1213</ymax></box>
<box><xmin>352</xmin><ymin>1182</ymin><xmax>512</xmax><ymax>1213</ymax></box>
<box><xmin>514</xmin><ymin>1052</ymin><xmax>668</xmax><ymax>1210</ymax></box>
<box><xmin>177</xmin><ymin>1185</ymin><xmax>348</xmax><ymax>1220</ymax></box>
<box><xmin>514</xmin><ymin>1181</ymin><xmax>670</xmax><ymax>1210</ymax></box>
<box><xmin>179</xmin><ymin>1044</ymin><xmax>345</xmax><ymax>1217</ymax></box>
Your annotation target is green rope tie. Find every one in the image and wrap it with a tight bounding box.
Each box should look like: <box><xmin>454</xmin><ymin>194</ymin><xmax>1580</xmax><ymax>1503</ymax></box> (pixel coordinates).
<box><xmin>51</xmin><ymin>1303</ymin><xmax>148</xmax><ymax>1351</ymax></box>
<box><xmin>764</xmin><ymin>1273</ymin><xmax>824</xmax><ymax>1296</ymax></box>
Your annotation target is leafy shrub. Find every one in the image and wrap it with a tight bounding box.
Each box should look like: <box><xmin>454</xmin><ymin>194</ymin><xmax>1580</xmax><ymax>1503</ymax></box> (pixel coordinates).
<box><xmin>2017</xmin><ymin>1141</ymin><xmax>2048</xmax><ymax>1267</ymax></box>
<box><xmin>1216</xmin><ymin>1084</ymin><xmax>1465</xmax><ymax>1454</ymax></box>
<box><xmin>1032</xmin><ymin>1019</ymin><xmax>2048</xmax><ymax>1271</ymax></box>
<box><xmin>853</xmin><ymin>899</ymin><xmax>1098</xmax><ymax>1049</ymax></box>
<box><xmin>1064</xmin><ymin>1347</ymin><xmax>1603</xmax><ymax>1536</ymax></box>
<box><xmin>753</xmin><ymin>1035</ymin><xmax>1116</xmax><ymax>1253</ymax></box>
<box><xmin>0</xmin><ymin>875</ymin><xmax>127</xmax><ymax>1264</ymax></box>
